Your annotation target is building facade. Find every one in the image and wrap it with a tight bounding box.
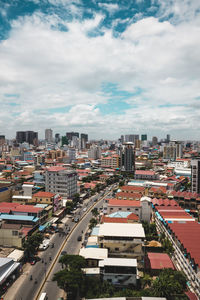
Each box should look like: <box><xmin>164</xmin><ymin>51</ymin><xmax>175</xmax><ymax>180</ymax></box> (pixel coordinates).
<box><xmin>191</xmin><ymin>158</ymin><xmax>200</xmax><ymax>194</ymax></box>
<box><xmin>45</xmin><ymin>166</ymin><xmax>77</xmax><ymax>198</ymax></box>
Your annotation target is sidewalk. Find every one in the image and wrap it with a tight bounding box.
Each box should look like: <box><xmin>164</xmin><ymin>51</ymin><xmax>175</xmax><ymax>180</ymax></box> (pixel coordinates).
<box><xmin>3</xmin><ymin>263</ymin><xmax>32</xmax><ymax>300</ymax></box>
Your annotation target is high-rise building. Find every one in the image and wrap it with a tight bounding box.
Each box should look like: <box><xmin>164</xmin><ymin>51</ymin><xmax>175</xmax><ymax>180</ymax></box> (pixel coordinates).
<box><xmin>66</xmin><ymin>132</ymin><xmax>79</xmax><ymax>141</ymax></box>
<box><xmin>152</xmin><ymin>136</ymin><xmax>158</xmax><ymax>146</ymax></box>
<box><xmin>0</xmin><ymin>135</ymin><xmax>5</xmax><ymax>145</ymax></box>
<box><xmin>120</xmin><ymin>142</ymin><xmax>135</xmax><ymax>172</ymax></box>
<box><xmin>16</xmin><ymin>131</ymin><xmax>26</xmax><ymax>144</ymax></box>
<box><xmin>45</xmin><ymin>166</ymin><xmax>77</xmax><ymax>198</ymax></box>
<box><xmin>163</xmin><ymin>141</ymin><xmax>183</xmax><ymax>160</ymax></box>
<box><xmin>45</xmin><ymin>129</ymin><xmax>53</xmax><ymax>143</ymax></box>
<box><xmin>191</xmin><ymin>158</ymin><xmax>200</xmax><ymax>194</ymax></box>
<box><xmin>55</xmin><ymin>133</ymin><xmax>60</xmax><ymax>143</ymax></box>
<box><xmin>141</xmin><ymin>134</ymin><xmax>147</xmax><ymax>141</ymax></box>
<box><xmin>16</xmin><ymin>131</ymin><xmax>38</xmax><ymax>145</ymax></box>
<box><xmin>88</xmin><ymin>146</ymin><xmax>101</xmax><ymax>159</ymax></box>
<box><xmin>166</xmin><ymin>134</ymin><xmax>170</xmax><ymax>143</ymax></box>
<box><xmin>80</xmin><ymin>133</ymin><xmax>88</xmax><ymax>149</ymax></box>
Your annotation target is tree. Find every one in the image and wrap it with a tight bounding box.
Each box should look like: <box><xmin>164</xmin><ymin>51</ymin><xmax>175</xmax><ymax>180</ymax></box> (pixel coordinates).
<box><xmin>89</xmin><ymin>217</ymin><xmax>97</xmax><ymax>230</ymax></box>
<box><xmin>65</xmin><ymin>201</ymin><xmax>74</xmax><ymax>214</ymax></box>
<box><xmin>141</xmin><ymin>273</ymin><xmax>153</xmax><ymax>289</ymax></box>
<box><xmin>54</xmin><ymin>255</ymin><xmax>86</xmax><ymax>300</ymax></box>
<box><xmin>151</xmin><ymin>268</ymin><xmax>187</xmax><ymax>299</ymax></box>
<box><xmin>23</xmin><ymin>233</ymin><xmax>43</xmax><ymax>260</ymax></box>
<box><xmin>59</xmin><ymin>254</ymin><xmax>86</xmax><ymax>270</ymax></box>
<box><xmin>53</xmin><ymin>268</ymin><xmax>84</xmax><ymax>300</ymax></box>
<box><xmin>162</xmin><ymin>237</ymin><xmax>174</xmax><ymax>256</ymax></box>
<box><xmin>91</xmin><ymin>208</ymin><xmax>99</xmax><ymax>218</ymax></box>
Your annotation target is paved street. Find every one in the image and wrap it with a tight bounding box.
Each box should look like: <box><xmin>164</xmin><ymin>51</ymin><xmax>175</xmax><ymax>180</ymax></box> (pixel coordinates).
<box><xmin>3</xmin><ymin>188</ymin><xmax>112</xmax><ymax>300</ymax></box>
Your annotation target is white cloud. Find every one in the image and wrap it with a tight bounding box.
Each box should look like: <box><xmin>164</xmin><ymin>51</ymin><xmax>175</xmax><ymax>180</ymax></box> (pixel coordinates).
<box><xmin>98</xmin><ymin>3</ymin><xmax>119</xmax><ymax>14</ymax></box>
<box><xmin>0</xmin><ymin>3</ymin><xmax>200</xmax><ymax>140</ymax></box>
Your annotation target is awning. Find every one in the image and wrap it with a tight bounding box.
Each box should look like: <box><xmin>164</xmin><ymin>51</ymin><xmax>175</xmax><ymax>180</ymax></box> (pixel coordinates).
<box><xmin>0</xmin><ymin>261</ymin><xmax>20</xmax><ymax>285</ymax></box>
<box><xmin>39</xmin><ymin>222</ymin><xmax>49</xmax><ymax>231</ymax></box>
<box><xmin>49</xmin><ymin>217</ymin><xmax>59</xmax><ymax>224</ymax></box>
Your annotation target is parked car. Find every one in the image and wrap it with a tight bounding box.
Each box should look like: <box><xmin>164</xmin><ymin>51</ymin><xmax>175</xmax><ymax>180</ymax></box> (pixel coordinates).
<box><xmin>74</xmin><ymin>217</ymin><xmax>79</xmax><ymax>223</ymax></box>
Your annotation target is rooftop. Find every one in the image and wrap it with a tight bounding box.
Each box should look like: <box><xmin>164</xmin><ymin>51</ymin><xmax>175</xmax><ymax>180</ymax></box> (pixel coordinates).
<box><xmin>99</xmin><ymin>257</ymin><xmax>137</xmax><ymax>268</ymax></box>
<box><xmin>98</xmin><ymin>223</ymin><xmax>145</xmax><ymax>238</ymax></box>
<box><xmin>108</xmin><ymin>198</ymin><xmax>141</xmax><ymax>207</ymax></box>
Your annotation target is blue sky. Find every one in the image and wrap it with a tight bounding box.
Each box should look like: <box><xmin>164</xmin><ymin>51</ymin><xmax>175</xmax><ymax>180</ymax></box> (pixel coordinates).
<box><xmin>0</xmin><ymin>0</ymin><xmax>200</xmax><ymax>140</ymax></box>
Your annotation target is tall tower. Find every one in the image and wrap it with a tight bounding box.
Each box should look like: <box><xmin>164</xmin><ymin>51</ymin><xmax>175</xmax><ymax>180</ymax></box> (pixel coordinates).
<box><xmin>45</xmin><ymin>129</ymin><xmax>53</xmax><ymax>143</ymax></box>
<box><xmin>191</xmin><ymin>158</ymin><xmax>200</xmax><ymax>194</ymax></box>
<box><xmin>120</xmin><ymin>142</ymin><xmax>135</xmax><ymax>172</ymax></box>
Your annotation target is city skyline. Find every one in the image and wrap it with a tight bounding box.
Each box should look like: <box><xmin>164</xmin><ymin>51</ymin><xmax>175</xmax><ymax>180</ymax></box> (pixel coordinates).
<box><xmin>0</xmin><ymin>0</ymin><xmax>200</xmax><ymax>139</ymax></box>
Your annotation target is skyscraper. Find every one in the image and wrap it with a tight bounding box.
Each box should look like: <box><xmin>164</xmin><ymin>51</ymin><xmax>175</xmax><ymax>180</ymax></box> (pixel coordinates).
<box><xmin>191</xmin><ymin>158</ymin><xmax>200</xmax><ymax>194</ymax></box>
<box><xmin>45</xmin><ymin>128</ymin><xmax>53</xmax><ymax>142</ymax></box>
<box><xmin>81</xmin><ymin>133</ymin><xmax>88</xmax><ymax>149</ymax></box>
<box><xmin>16</xmin><ymin>131</ymin><xmax>38</xmax><ymax>145</ymax></box>
<box><xmin>141</xmin><ymin>134</ymin><xmax>147</xmax><ymax>141</ymax></box>
<box><xmin>152</xmin><ymin>136</ymin><xmax>158</xmax><ymax>146</ymax></box>
<box><xmin>55</xmin><ymin>133</ymin><xmax>60</xmax><ymax>143</ymax></box>
<box><xmin>120</xmin><ymin>142</ymin><xmax>135</xmax><ymax>172</ymax></box>
<box><xmin>66</xmin><ymin>132</ymin><xmax>79</xmax><ymax>141</ymax></box>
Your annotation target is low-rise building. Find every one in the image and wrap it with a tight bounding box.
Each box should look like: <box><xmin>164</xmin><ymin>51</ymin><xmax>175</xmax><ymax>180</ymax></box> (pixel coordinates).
<box><xmin>97</xmin><ymin>223</ymin><xmax>145</xmax><ymax>263</ymax></box>
<box><xmin>99</xmin><ymin>257</ymin><xmax>137</xmax><ymax>286</ymax></box>
<box><xmin>134</xmin><ymin>170</ymin><xmax>158</xmax><ymax>180</ymax></box>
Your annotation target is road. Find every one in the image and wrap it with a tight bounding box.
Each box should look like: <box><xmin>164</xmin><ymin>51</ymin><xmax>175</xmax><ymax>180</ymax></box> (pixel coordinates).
<box><xmin>5</xmin><ymin>187</ymin><xmax>113</xmax><ymax>300</ymax></box>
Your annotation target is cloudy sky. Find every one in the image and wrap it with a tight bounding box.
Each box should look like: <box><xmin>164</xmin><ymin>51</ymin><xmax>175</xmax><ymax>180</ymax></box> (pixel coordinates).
<box><xmin>0</xmin><ymin>0</ymin><xmax>200</xmax><ymax>140</ymax></box>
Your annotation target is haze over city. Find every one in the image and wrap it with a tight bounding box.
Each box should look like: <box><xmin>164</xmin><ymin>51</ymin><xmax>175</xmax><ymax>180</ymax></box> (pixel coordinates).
<box><xmin>0</xmin><ymin>0</ymin><xmax>200</xmax><ymax>139</ymax></box>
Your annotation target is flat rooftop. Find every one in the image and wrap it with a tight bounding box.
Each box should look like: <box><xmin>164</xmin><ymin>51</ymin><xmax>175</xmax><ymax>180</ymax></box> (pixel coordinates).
<box><xmin>98</xmin><ymin>223</ymin><xmax>145</xmax><ymax>238</ymax></box>
<box><xmin>99</xmin><ymin>257</ymin><xmax>137</xmax><ymax>268</ymax></box>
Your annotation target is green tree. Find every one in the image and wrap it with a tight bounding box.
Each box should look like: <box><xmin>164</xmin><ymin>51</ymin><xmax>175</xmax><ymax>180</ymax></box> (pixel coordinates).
<box><xmin>65</xmin><ymin>201</ymin><xmax>74</xmax><ymax>214</ymax></box>
<box><xmin>91</xmin><ymin>208</ymin><xmax>99</xmax><ymax>218</ymax></box>
<box><xmin>53</xmin><ymin>268</ymin><xmax>84</xmax><ymax>300</ymax></box>
<box><xmin>151</xmin><ymin>268</ymin><xmax>187</xmax><ymax>299</ymax></box>
<box><xmin>61</xmin><ymin>136</ymin><xmax>68</xmax><ymax>146</ymax></box>
<box><xmin>54</xmin><ymin>255</ymin><xmax>86</xmax><ymax>300</ymax></box>
<box><xmin>23</xmin><ymin>233</ymin><xmax>43</xmax><ymax>259</ymax></box>
<box><xmin>89</xmin><ymin>217</ymin><xmax>97</xmax><ymax>230</ymax></box>
<box><xmin>59</xmin><ymin>254</ymin><xmax>86</xmax><ymax>270</ymax></box>
<box><xmin>141</xmin><ymin>273</ymin><xmax>153</xmax><ymax>289</ymax></box>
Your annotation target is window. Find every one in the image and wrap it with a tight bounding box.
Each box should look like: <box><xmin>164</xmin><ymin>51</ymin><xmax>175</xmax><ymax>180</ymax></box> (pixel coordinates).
<box><xmin>115</xmin><ymin>247</ymin><xmax>119</xmax><ymax>251</ymax></box>
<box><xmin>12</xmin><ymin>231</ymin><xmax>18</xmax><ymax>236</ymax></box>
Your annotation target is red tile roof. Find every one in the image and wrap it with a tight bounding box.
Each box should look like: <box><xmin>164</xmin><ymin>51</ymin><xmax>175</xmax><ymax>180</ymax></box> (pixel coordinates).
<box><xmin>151</xmin><ymin>198</ymin><xmax>178</xmax><ymax>206</ymax></box>
<box><xmin>108</xmin><ymin>198</ymin><xmax>141</xmax><ymax>207</ymax></box>
<box><xmin>147</xmin><ymin>252</ymin><xmax>175</xmax><ymax>270</ymax></box>
<box><xmin>116</xmin><ymin>192</ymin><xmax>141</xmax><ymax>199</ymax></box>
<box><xmin>101</xmin><ymin>216</ymin><xmax>127</xmax><ymax>223</ymax></box>
<box><xmin>135</xmin><ymin>170</ymin><xmax>155</xmax><ymax>175</ymax></box>
<box><xmin>33</xmin><ymin>191</ymin><xmax>55</xmax><ymax>198</ymax></box>
<box><xmin>47</xmin><ymin>166</ymin><xmax>66</xmax><ymax>172</ymax></box>
<box><xmin>121</xmin><ymin>185</ymin><xmax>145</xmax><ymax>192</ymax></box>
<box><xmin>168</xmin><ymin>222</ymin><xmax>200</xmax><ymax>267</ymax></box>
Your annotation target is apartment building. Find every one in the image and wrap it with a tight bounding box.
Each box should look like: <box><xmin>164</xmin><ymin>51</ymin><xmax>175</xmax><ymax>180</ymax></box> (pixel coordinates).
<box><xmin>45</xmin><ymin>166</ymin><xmax>77</xmax><ymax>198</ymax></box>
<box><xmin>191</xmin><ymin>158</ymin><xmax>200</xmax><ymax>194</ymax></box>
<box><xmin>97</xmin><ymin>223</ymin><xmax>145</xmax><ymax>263</ymax></box>
<box><xmin>99</xmin><ymin>258</ymin><xmax>138</xmax><ymax>286</ymax></box>
<box><xmin>154</xmin><ymin>206</ymin><xmax>200</xmax><ymax>298</ymax></box>
<box><xmin>106</xmin><ymin>197</ymin><xmax>151</xmax><ymax>223</ymax></box>
<box><xmin>101</xmin><ymin>155</ymin><xmax>120</xmax><ymax>169</ymax></box>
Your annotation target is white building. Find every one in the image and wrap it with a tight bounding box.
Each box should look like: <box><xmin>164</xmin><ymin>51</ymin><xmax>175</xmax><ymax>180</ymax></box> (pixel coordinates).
<box><xmin>97</xmin><ymin>223</ymin><xmax>145</xmax><ymax>263</ymax></box>
<box><xmin>99</xmin><ymin>257</ymin><xmax>137</xmax><ymax>286</ymax></box>
<box><xmin>45</xmin><ymin>129</ymin><xmax>53</xmax><ymax>143</ymax></box>
<box><xmin>45</xmin><ymin>166</ymin><xmax>77</xmax><ymax>198</ymax></box>
<box><xmin>88</xmin><ymin>146</ymin><xmax>101</xmax><ymax>159</ymax></box>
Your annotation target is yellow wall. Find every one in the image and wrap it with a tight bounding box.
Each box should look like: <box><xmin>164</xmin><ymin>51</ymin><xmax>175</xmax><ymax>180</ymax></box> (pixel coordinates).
<box><xmin>0</xmin><ymin>229</ymin><xmax>23</xmax><ymax>248</ymax></box>
<box><xmin>0</xmin><ymin>189</ymin><xmax>12</xmax><ymax>202</ymax></box>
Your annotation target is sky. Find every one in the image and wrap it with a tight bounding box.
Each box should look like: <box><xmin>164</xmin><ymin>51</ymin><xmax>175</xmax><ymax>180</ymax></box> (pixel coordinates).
<box><xmin>0</xmin><ymin>0</ymin><xmax>200</xmax><ymax>140</ymax></box>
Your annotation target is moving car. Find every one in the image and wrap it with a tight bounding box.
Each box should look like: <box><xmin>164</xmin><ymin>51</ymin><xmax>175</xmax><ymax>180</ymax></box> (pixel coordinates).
<box><xmin>77</xmin><ymin>235</ymin><xmax>82</xmax><ymax>241</ymax></box>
